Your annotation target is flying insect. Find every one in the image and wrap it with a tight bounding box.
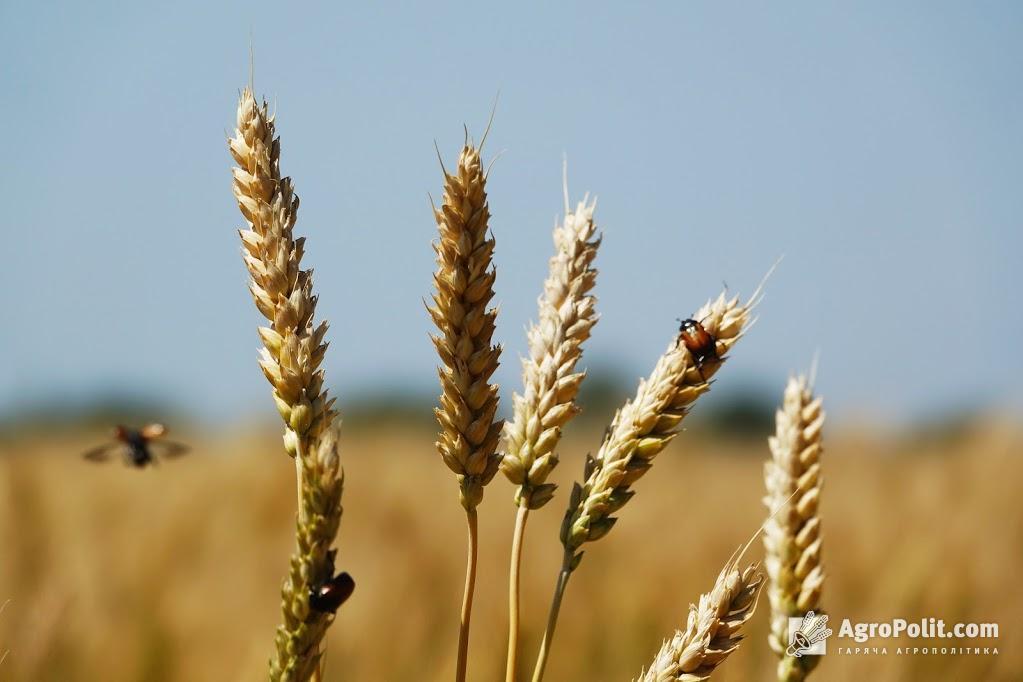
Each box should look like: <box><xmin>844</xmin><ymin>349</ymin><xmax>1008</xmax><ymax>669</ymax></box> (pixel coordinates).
<box><xmin>81</xmin><ymin>423</ymin><xmax>189</xmax><ymax>468</ymax></box>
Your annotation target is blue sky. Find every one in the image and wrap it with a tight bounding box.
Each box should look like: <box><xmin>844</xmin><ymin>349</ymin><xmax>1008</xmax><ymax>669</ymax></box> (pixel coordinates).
<box><xmin>1</xmin><ymin>2</ymin><xmax>1020</xmax><ymax>424</ymax></box>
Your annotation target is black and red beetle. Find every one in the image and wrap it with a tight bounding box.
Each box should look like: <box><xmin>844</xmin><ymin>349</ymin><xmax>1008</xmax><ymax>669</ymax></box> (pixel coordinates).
<box><xmin>676</xmin><ymin>317</ymin><xmax>719</xmax><ymax>377</ymax></box>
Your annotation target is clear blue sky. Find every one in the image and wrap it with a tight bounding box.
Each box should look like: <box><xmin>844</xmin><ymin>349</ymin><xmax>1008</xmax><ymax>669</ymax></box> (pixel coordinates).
<box><xmin>1</xmin><ymin>2</ymin><xmax>1020</xmax><ymax>424</ymax></box>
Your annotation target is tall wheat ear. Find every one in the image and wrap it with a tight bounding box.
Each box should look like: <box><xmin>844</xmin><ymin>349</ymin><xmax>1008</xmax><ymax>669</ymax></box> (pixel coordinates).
<box><xmin>637</xmin><ymin>555</ymin><xmax>764</xmax><ymax>682</ymax></box>
<box><xmin>764</xmin><ymin>373</ymin><xmax>826</xmax><ymax>682</ymax></box>
<box><xmin>427</xmin><ymin>136</ymin><xmax>504</xmax><ymax>682</ymax></box>
<box><xmin>229</xmin><ymin>87</ymin><xmax>347</xmax><ymax>682</ymax></box>
<box><xmin>428</xmin><ymin>138</ymin><xmax>503</xmax><ymax>512</ymax></box>
<box><xmin>501</xmin><ymin>192</ymin><xmax>601</xmax><ymax>509</ymax></box>
<box><xmin>501</xmin><ymin>183</ymin><xmax>601</xmax><ymax>682</ymax></box>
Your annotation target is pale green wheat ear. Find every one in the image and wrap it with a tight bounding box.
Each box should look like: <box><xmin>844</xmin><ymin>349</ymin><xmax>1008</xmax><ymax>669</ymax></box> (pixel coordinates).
<box><xmin>764</xmin><ymin>373</ymin><xmax>826</xmax><ymax>682</ymax></box>
<box><xmin>229</xmin><ymin>87</ymin><xmax>346</xmax><ymax>682</ymax></box>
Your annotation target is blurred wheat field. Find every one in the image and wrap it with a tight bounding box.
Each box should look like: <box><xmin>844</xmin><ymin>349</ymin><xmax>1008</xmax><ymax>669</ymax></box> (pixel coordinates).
<box><xmin>1</xmin><ymin>419</ymin><xmax>1019</xmax><ymax>681</ymax></box>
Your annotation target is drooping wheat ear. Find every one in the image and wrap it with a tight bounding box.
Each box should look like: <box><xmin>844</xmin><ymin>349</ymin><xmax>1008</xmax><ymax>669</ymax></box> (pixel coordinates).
<box><xmin>637</xmin><ymin>558</ymin><xmax>763</xmax><ymax>682</ymax></box>
<box><xmin>561</xmin><ymin>290</ymin><xmax>752</xmax><ymax>563</ymax></box>
<box><xmin>229</xmin><ymin>87</ymin><xmax>345</xmax><ymax>682</ymax></box>
<box><xmin>764</xmin><ymin>375</ymin><xmax>825</xmax><ymax>682</ymax></box>
<box><xmin>501</xmin><ymin>195</ymin><xmax>601</xmax><ymax>510</ymax></box>
<box><xmin>428</xmin><ymin>141</ymin><xmax>504</xmax><ymax>512</ymax></box>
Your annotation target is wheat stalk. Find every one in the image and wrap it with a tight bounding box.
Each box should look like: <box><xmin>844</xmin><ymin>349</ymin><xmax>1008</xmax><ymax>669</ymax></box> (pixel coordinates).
<box><xmin>229</xmin><ymin>87</ymin><xmax>346</xmax><ymax>682</ymax></box>
<box><xmin>532</xmin><ymin>286</ymin><xmax>763</xmax><ymax>682</ymax></box>
<box><xmin>427</xmin><ymin>138</ymin><xmax>503</xmax><ymax>682</ymax></box>
<box><xmin>502</xmin><ymin>187</ymin><xmax>601</xmax><ymax>682</ymax></box>
<box><xmin>764</xmin><ymin>375</ymin><xmax>825</xmax><ymax>682</ymax></box>
<box><xmin>637</xmin><ymin>557</ymin><xmax>764</xmax><ymax>682</ymax></box>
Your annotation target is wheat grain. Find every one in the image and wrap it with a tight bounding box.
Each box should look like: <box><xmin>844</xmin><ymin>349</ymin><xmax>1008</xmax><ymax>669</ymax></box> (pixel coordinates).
<box><xmin>501</xmin><ymin>194</ymin><xmax>601</xmax><ymax>510</ymax></box>
<box><xmin>637</xmin><ymin>558</ymin><xmax>763</xmax><ymax>682</ymax></box>
<box><xmin>763</xmin><ymin>375</ymin><xmax>825</xmax><ymax>682</ymax></box>
<box><xmin>229</xmin><ymin>87</ymin><xmax>345</xmax><ymax>682</ymax></box>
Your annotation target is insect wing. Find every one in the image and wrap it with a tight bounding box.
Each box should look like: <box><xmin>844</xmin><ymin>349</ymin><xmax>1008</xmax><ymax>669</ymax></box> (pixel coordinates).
<box><xmin>81</xmin><ymin>442</ymin><xmax>120</xmax><ymax>463</ymax></box>
<box><xmin>150</xmin><ymin>440</ymin><xmax>190</xmax><ymax>459</ymax></box>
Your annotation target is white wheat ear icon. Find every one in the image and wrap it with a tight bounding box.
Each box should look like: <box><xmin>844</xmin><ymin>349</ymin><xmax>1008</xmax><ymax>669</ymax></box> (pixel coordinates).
<box><xmin>786</xmin><ymin>610</ymin><xmax>833</xmax><ymax>657</ymax></box>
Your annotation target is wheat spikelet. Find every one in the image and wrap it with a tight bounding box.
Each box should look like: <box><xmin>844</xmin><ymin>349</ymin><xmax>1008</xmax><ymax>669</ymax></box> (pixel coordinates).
<box><xmin>229</xmin><ymin>87</ymin><xmax>345</xmax><ymax>681</ymax></box>
<box><xmin>637</xmin><ymin>558</ymin><xmax>763</xmax><ymax>682</ymax></box>
<box><xmin>501</xmin><ymin>195</ymin><xmax>600</xmax><ymax>510</ymax></box>
<box><xmin>560</xmin><ymin>290</ymin><xmax>753</xmax><ymax>563</ymax></box>
<box><xmin>428</xmin><ymin>141</ymin><xmax>503</xmax><ymax>511</ymax></box>
<box><xmin>764</xmin><ymin>375</ymin><xmax>825</xmax><ymax>681</ymax></box>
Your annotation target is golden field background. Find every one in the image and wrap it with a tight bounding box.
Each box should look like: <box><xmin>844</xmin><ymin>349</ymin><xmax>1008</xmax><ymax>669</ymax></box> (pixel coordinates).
<box><xmin>1</xmin><ymin>417</ymin><xmax>1020</xmax><ymax>681</ymax></box>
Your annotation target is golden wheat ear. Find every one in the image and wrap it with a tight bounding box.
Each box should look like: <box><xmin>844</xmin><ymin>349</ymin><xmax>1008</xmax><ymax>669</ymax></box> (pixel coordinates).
<box><xmin>532</xmin><ymin>281</ymin><xmax>766</xmax><ymax>682</ymax></box>
<box><xmin>427</xmin><ymin>136</ymin><xmax>505</xmax><ymax>682</ymax></box>
<box><xmin>561</xmin><ymin>286</ymin><xmax>757</xmax><ymax>562</ymax></box>
<box><xmin>764</xmin><ymin>373</ymin><xmax>826</xmax><ymax>682</ymax></box>
<box><xmin>428</xmin><ymin>140</ymin><xmax>503</xmax><ymax>512</ymax></box>
<box><xmin>229</xmin><ymin>86</ymin><xmax>345</xmax><ymax>682</ymax></box>
<box><xmin>635</xmin><ymin>514</ymin><xmax>781</xmax><ymax>682</ymax></box>
<box><xmin>636</xmin><ymin>558</ymin><xmax>764</xmax><ymax>682</ymax></box>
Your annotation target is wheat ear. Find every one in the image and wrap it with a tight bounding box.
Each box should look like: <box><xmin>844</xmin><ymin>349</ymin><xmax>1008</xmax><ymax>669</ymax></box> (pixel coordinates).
<box><xmin>428</xmin><ymin>140</ymin><xmax>504</xmax><ymax>512</ymax></box>
<box><xmin>501</xmin><ymin>194</ymin><xmax>600</xmax><ymax>508</ymax></box>
<box><xmin>230</xmin><ymin>88</ymin><xmax>346</xmax><ymax>682</ymax></box>
<box><xmin>564</xmin><ymin>289</ymin><xmax>753</xmax><ymax>559</ymax></box>
<box><xmin>764</xmin><ymin>375</ymin><xmax>825</xmax><ymax>681</ymax></box>
<box><xmin>427</xmin><ymin>139</ymin><xmax>503</xmax><ymax>682</ymax></box>
<box><xmin>532</xmin><ymin>288</ymin><xmax>758</xmax><ymax>682</ymax></box>
<box><xmin>637</xmin><ymin>557</ymin><xmax>764</xmax><ymax>682</ymax></box>
<box><xmin>502</xmin><ymin>191</ymin><xmax>600</xmax><ymax>682</ymax></box>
